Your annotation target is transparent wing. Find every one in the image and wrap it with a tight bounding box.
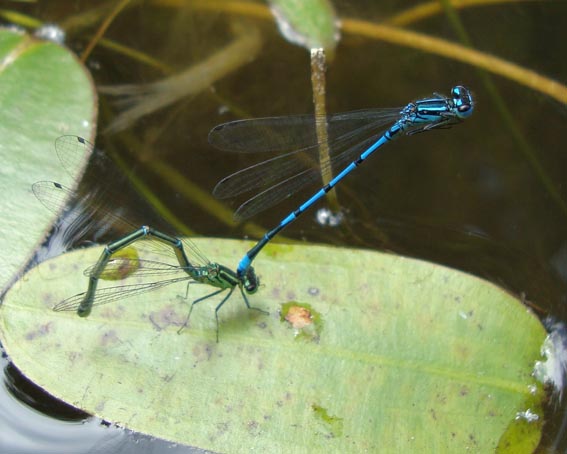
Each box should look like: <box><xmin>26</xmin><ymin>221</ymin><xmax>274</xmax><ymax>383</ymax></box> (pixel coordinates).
<box><xmin>33</xmin><ymin>180</ymin><xmax>211</xmax><ymax>267</ymax></box>
<box><xmin>210</xmin><ymin>108</ymin><xmax>403</xmax><ymax>220</ymax></box>
<box><xmin>34</xmin><ymin>135</ymin><xmax>211</xmax><ymax>266</ymax></box>
<box><xmin>52</xmin><ymin>276</ymin><xmax>194</xmax><ymax>311</ymax></box>
<box><xmin>231</xmin><ymin>133</ymin><xmax>383</xmax><ymax>221</ymax></box>
<box><xmin>54</xmin><ymin>135</ymin><xmax>94</xmax><ymax>176</ymax></box>
<box><xmin>83</xmin><ymin>258</ymin><xmax>191</xmax><ymax>279</ymax></box>
<box><xmin>208</xmin><ymin>108</ymin><xmax>402</xmax><ymax>153</ymax></box>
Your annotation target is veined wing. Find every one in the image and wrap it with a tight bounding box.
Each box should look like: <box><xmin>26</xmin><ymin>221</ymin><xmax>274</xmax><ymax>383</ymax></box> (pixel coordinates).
<box><xmin>83</xmin><ymin>257</ymin><xmax>195</xmax><ymax>279</ymax></box>
<box><xmin>52</xmin><ymin>276</ymin><xmax>194</xmax><ymax>311</ymax></box>
<box><xmin>210</xmin><ymin>109</ymin><xmax>402</xmax><ymax>220</ymax></box>
<box><xmin>32</xmin><ymin>177</ymin><xmax>210</xmax><ymax>268</ymax></box>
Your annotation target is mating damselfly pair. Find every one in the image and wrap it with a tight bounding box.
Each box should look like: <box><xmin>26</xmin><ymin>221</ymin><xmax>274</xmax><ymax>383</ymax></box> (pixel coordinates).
<box><xmin>35</xmin><ymin>85</ymin><xmax>474</xmax><ymax>339</ymax></box>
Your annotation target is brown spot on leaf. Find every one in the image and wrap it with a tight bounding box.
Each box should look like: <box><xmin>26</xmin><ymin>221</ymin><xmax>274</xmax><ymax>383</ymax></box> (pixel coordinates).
<box><xmin>285</xmin><ymin>306</ymin><xmax>313</xmax><ymax>329</ymax></box>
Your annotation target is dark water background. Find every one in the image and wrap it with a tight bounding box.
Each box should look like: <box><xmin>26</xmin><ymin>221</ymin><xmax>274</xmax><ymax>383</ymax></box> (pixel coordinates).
<box><xmin>2</xmin><ymin>0</ymin><xmax>567</xmax><ymax>452</ymax></box>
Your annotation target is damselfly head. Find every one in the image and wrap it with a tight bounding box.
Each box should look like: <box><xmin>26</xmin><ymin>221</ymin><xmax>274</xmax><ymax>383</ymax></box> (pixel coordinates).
<box><xmin>451</xmin><ymin>85</ymin><xmax>474</xmax><ymax>119</ymax></box>
<box><xmin>243</xmin><ymin>266</ymin><xmax>259</xmax><ymax>294</ymax></box>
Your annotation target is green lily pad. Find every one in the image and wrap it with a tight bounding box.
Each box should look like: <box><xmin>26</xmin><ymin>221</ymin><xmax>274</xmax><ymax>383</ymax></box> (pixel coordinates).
<box><xmin>0</xmin><ymin>27</ymin><xmax>97</xmax><ymax>293</ymax></box>
<box><xmin>268</xmin><ymin>0</ymin><xmax>340</xmax><ymax>55</ymax></box>
<box><xmin>0</xmin><ymin>239</ymin><xmax>546</xmax><ymax>452</ymax></box>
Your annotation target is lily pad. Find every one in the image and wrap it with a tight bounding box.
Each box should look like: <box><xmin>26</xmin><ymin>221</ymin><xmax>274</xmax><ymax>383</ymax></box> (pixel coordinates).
<box><xmin>0</xmin><ymin>27</ymin><xmax>97</xmax><ymax>293</ymax></box>
<box><xmin>268</xmin><ymin>0</ymin><xmax>340</xmax><ymax>55</ymax></box>
<box><xmin>0</xmin><ymin>239</ymin><xmax>546</xmax><ymax>452</ymax></box>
